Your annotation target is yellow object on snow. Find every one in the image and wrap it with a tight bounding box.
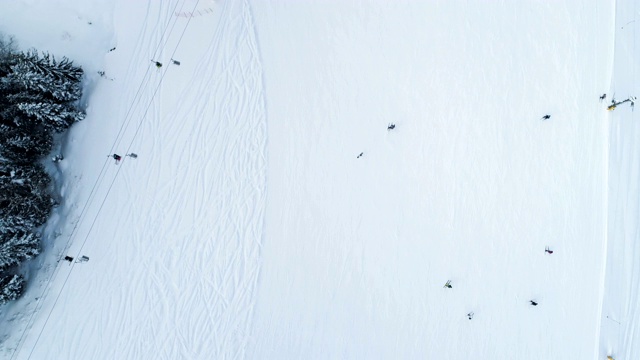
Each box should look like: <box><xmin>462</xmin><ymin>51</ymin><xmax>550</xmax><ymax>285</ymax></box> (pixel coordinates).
<box><xmin>607</xmin><ymin>104</ymin><xmax>616</xmax><ymax>111</ymax></box>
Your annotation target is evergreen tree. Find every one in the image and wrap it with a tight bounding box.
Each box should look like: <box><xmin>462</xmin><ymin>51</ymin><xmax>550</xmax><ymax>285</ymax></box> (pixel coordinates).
<box><xmin>0</xmin><ymin>35</ymin><xmax>83</xmax><ymax>304</ymax></box>
<box><xmin>0</xmin><ymin>161</ymin><xmax>52</xmax><ymax>227</ymax></box>
<box><xmin>17</xmin><ymin>101</ymin><xmax>85</xmax><ymax>132</ymax></box>
<box><xmin>0</xmin><ymin>214</ymin><xmax>32</xmax><ymax>235</ymax></box>
<box><xmin>1</xmin><ymin>49</ymin><xmax>85</xmax><ymax>134</ymax></box>
<box><xmin>7</xmin><ymin>50</ymin><xmax>83</xmax><ymax>102</ymax></box>
<box><xmin>0</xmin><ymin>125</ymin><xmax>53</xmax><ymax>163</ymax></box>
<box><xmin>0</xmin><ymin>273</ymin><xmax>25</xmax><ymax>304</ymax></box>
<box><xmin>0</xmin><ymin>185</ymin><xmax>52</xmax><ymax>228</ymax></box>
<box><xmin>0</xmin><ymin>230</ymin><xmax>39</xmax><ymax>272</ymax></box>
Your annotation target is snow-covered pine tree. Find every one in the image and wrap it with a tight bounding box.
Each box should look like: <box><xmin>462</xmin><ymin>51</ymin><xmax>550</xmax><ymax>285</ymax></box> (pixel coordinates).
<box><xmin>3</xmin><ymin>50</ymin><xmax>86</xmax><ymax>133</ymax></box>
<box><xmin>0</xmin><ymin>184</ymin><xmax>52</xmax><ymax>228</ymax></box>
<box><xmin>0</xmin><ymin>163</ymin><xmax>53</xmax><ymax>228</ymax></box>
<box><xmin>13</xmin><ymin>162</ymin><xmax>50</xmax><ymax>191</ymax></box>
<box><xmin>0</xmin><ymin>35</ymin><xmax>84</xmax><ymax>304</ymax></box>
<box><xmin>0</xmin><ymin>214</ymin><xmax>32</xmax><ymax>235</ymax></box>
<box><xmin>7</xmin><ymin>50</ymin><xmax>83</xmax><ymax>102</ymax></box>
<box><xmin>0</xmin><ymin>273</ymin><xmax>26</xmax><ymax>304</ymax></box>
<box><xmin>0</xmin><ymin>230</ymin><xmax>39</xmax><ymax>272</ymax></box>
<box><xmin>0</xmin><ymin>125</ymin><xmax>53</xmax><ymax>164</ymax></box>
<box><xmin>17</xmin><ymin>101</ymin><xmax>85</xmax><ymax>132</ymax></box>
<box><xmin>0</xmin><ymin>161</ymin><xmax>51</xmax><ymax>197</ymax></box>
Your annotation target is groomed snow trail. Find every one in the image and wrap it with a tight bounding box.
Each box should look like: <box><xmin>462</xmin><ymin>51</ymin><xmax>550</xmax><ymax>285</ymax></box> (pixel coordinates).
<box><xmin>6</xmin><ymin>0</ymin><xmax>267</xmax><ymax>358</ymax></box>
<box><xmin>599</xmin><ymin>0</ymin><xmax>640</xmax><ymax>358</ymax></box>
<box><xmin>0</xmin><ymin>0</ymin><xmax>628</xmax><ymax>359</ymax></box>
<box><xmin>249</xmin><ymin>1</ymin><xmax>610</xmax><ymax>359</ymax></box>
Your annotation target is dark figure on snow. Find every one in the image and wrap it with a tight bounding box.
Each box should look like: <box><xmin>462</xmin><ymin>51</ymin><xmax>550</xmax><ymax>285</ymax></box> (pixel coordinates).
<box><xmin>387</xmin><ymin>123</ymin><xmax>396</xmax><ymax>130</ymax></box>
<box><xmin>444</xmin><ymin>280</ymin><xmax>452</xmax><ymax>289</ymax></box>
<box><xmin>113</xmin><ymin>154</ymin><xmax>122</xmax><ymax>164</ymax></box>
<box><xmin>530</xmin><ymin>300</ymin><xmax>538</xmax><ymax>306</ymax></box>
<box><xmin>151</xmin><ymin>60</ymin><xmax>162</xmax><ymax>68</ymax></box>
<box><xmin>545</xmin><ymin>246</ymin><xmax>553</xmax><ymax>254</ymax></box>
<box><xmin>541</xmin><ymin>115</ymin><xmax>551</xmax><ymax>120</ymax></box>
<box><xmin>127</xmin><ymin>153</ymin><xmax>138</xmax><ymax>159</ymax></box>
<box><xmin>357</xmin><ymin>152</ymin><xmax>364</xmax><ymax>159</ymax></box>
<box><xmin>171</xmin><ymin>59</ymin><xmax>181</xmax><ymax>66</ymax></box>
<box><xmin>467</xmin><ymin>312</ymin><xmax>474</xmax><ymax>320</ymax></box>
<box><xmin>600</xmin><ymin>93</ymin><xmax>607</xmax><ymax>102</ymax></box>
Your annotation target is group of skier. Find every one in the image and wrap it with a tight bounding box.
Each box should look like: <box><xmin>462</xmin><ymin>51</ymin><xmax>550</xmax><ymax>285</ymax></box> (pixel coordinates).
<box><xmin>355</xmin><ymin>123</ymin><xmax>396</xmax><ymax>159</ymax></box>
<box><xmin>445</xmin><ymin>246</ymin><xmax>552</xmax><ymax>320</ymax></box>
<box><xmin>600</xmin><ymin>92</ymin><xmax>636</xmax><ymax>111</ymax></box>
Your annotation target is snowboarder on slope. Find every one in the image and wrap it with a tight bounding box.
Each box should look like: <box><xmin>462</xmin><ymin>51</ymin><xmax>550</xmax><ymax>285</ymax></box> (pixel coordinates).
<box><xmin>545</xmin><ymin>246</ymin><xmax>553</xmax><ymax>254</ymax></box>
<box><xmin>530</xmin><ymin>300</ymin><xmax>538</xmax><ymax>306</ymax></box>
<box><xmin>541</xmin><ymin>115</ymin><xmax>551</xmax><ymax>120</ymax></box>
<box><xmin>600</xmin><ymin>93</ymin><xmax>607</xmax><ymax>102</ymax></box>
<box><xmin>112</xmin><ymin>154</ymin><xmax>122</xmax><ymax>164</ymax></box>
<box><xmin>387</xmin><ymin>123</ymin><xmax>396</xmax><ymax>130</ymax></box>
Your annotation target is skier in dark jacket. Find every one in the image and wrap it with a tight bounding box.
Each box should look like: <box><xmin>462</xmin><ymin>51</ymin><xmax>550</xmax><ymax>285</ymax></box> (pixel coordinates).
<box><xmin>541</xmin><ymin>115</ymin><xmax>551</xmax><ymax>120</ymax></box>
<box><xmin>530</xmin><ymin>300</ymin><xmax>538</xmax><ymax>306</ymax></box>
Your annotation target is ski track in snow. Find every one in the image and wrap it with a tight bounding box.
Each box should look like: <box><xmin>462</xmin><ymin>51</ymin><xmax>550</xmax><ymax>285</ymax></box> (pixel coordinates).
<box><xmin>0</xmin><ymin>0</ymin><xmax>637</xmax><ymax>358</ymax></box>
<box><xmin>4</xmin><ymin>0</ymin><xmax>267</xmax><ymax>358</ymax></box>
<box><xmin>104</xmin><ymin>0</ymin><xmax>267</xmax><ymax>358</ymax></box>
<box><xmin>598</xmin><ymin>0</ymin><xmax>640</xmax><ymax>358</ymax></box>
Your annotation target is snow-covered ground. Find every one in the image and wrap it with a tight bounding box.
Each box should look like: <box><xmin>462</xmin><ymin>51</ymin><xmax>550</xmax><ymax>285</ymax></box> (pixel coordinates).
<box><xmin>0</xmin><ymin>0</ymin><xmax>636</xmax><ymax>359</ymax></box>
<box><xmin>599</xmin><ymin>1</ymin><xmax>640</xmax><ymax>359</ymax></box>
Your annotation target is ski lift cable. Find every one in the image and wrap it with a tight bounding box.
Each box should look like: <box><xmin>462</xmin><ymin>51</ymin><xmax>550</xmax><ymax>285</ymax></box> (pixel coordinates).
<box><xmin>111</xmin><ymin>0</ymin><xmax>188</xmax><ymax>157</ymax></box>
<box><xmin>23</xmin><ymin>0</ymin><xmax>204</xmax><ymax>358</ymax></box>
<box><xmin>75</xmin><ymin>0</ymin><xmax>204</xmax><ymax>268</ymax></box>
<box><xmin>121</xmin><ymin>0</ymin><xmax>208</xmax><ymax>161</ymax></box>
<box><xmin>9</xmin><ymin>1</ymin><xmax>194</xmax><ymax>359</ymax></box>
<box><xmin>7</xmin><ymin>156</ymin><xmax>112</xmax><ymax>360</ymax></box>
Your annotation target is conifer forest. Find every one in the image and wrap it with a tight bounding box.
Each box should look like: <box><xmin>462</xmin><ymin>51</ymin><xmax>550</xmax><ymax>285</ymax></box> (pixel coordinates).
<box><xmin>0</xmin><ymin>35</ymin><xmax>84</xmax><ymax>304</ymax></box>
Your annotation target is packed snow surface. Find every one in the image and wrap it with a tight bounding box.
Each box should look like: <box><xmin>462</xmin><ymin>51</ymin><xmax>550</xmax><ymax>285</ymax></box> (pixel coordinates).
<box><xmin>0</xmin><ymin>0</ymin><xmax>637</xmax><ymax>359</ymax></box>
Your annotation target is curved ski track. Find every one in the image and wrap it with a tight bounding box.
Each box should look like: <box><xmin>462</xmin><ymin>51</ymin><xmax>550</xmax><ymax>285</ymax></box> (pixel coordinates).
<box><xmin>15</xmin><ymin>0</ymin><xmax>267</xmax><ymax>358</ymax></box>
<box><xmin>116</xmin><ymin>1</ymin><xmax>267</xmax><ymax>359</ymax></box>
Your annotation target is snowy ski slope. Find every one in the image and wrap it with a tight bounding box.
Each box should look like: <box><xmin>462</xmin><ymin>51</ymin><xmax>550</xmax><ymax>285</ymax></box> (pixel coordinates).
<box><xmin>0</xmin><ymin>0</ymin><xmax>637</xmax><ymax>359</ymax></box>
<box><xmin>599</xmin><ymin>1</ymin><xmax>640</xmax><ymax>359</ymax></box>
